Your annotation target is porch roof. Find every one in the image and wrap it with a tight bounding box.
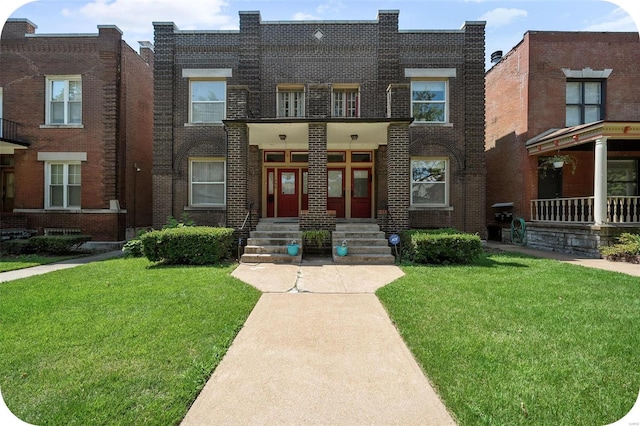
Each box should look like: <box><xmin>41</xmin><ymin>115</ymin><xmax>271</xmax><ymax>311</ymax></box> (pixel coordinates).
<box><xmin>0</xmin><ymin>139</ymin><xmax>30</xmax><ymax>155</ymax></box>
<box><xmin>225</xmin><ymin>117</ymin><xmax>412</xmax><ymax>150</ymax></box>
<box><xmin>526</xmin><ymin>120</ymin><xmax>640</xmax><ymax>155</ymax></box>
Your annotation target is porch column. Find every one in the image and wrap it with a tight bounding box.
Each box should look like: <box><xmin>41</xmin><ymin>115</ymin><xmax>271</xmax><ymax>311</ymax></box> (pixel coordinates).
<box><xmin>593</xmin><ymin>137</ymin><xmax>608</xmax><ymax>225</ymax></box>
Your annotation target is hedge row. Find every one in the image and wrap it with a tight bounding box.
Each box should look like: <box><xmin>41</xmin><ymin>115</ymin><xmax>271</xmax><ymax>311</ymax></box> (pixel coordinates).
<box><xmin>140</xmin><ymin>226</ymin><xmax>235</xmax><ymax>265</ymax></box>
<box><xmin>401</xmin><ymin>228</ymin><xmax>482</xmax><ymax>265</ymax></box>
<box><xmin>1</xmin><ymin>235</ymin><xmax>91</xmax><ymax>255</ymax></box>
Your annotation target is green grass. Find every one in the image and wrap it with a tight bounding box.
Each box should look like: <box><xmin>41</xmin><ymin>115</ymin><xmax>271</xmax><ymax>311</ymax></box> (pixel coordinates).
<box><xmin>0</xmin><ymin>257</ymin><xmax>261</xmax><ymax>425</ymax></box>
<box><xmin>0</xmin><ymin>254</ymin><xmax>76</xmax><ymax>272</ymax></box>
<box><xmin>377</xmin><ymin>252</ymin><xmax>640</xmax><ymax>426</ymax></box>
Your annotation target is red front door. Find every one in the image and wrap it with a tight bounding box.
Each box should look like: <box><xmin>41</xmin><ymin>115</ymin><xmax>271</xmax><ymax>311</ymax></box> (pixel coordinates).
<box><xmin>278</xmin><ymin>169</ymin><xmax>299</xmax><ymax>217</ymax></box>
<box><xmin>351</xmin><ymin>168</ymin><xmax>371</xmax><ymax>218</ymax></box>
<box><xmin>327</xmin><ymin>168</ymin><xmax>345</xmax><ymax>218</ymax></box>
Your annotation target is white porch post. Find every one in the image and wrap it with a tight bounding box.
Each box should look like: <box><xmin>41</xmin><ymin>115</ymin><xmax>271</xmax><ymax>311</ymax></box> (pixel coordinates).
<box><xmin>593</xmin><ymin>137</ymin><xmax>608</xmax><ymax>225</ymax></box>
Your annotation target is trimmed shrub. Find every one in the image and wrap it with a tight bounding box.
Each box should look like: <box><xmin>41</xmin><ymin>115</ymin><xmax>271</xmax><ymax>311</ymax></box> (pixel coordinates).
<box><xmin>401</xmin><ymin>228</ymin><xmax>482</xmax><ymax>265</ymax></box>
<box><xmin>140</xmin><ymin>226</ymin><xmax>235</xmax><ymax>265</ymax></box>
<box><xmin>600</xmin><ymin>233</ymin><xmax>640</xmax><ymax>263</ymax></box>
<box><xmin>1</xmin><ymin>235</ymin><xmax>91</xmax><ymax>255</ymax></box>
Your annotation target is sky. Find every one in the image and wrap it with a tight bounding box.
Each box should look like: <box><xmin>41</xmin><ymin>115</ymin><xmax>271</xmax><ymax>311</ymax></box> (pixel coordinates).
<box><xmin>1</xmin><ymin>0</ymin><xmax>640</xmax><ymax>69</ymax></box>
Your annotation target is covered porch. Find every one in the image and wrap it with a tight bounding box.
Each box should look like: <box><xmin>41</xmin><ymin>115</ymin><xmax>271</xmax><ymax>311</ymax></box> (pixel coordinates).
<box><xmin>525</xmin><ymin>121</ymin><xmax>640</xmax><ymax>256</ymax></box>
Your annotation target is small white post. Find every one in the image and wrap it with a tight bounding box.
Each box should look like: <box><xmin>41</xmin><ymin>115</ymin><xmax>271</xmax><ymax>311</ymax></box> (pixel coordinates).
<box><xmin>593</xmin><ymin>137</ymin><xmax>608</xmax><ymax>225</ymax></box>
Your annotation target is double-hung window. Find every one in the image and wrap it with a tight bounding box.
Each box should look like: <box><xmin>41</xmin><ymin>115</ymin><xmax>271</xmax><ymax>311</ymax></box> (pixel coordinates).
<box><xmin>332</xmin><ymin>88</ymin><xmax>359</xmax><ymax>118</ymax></box>
<box><xmin>411</xmin><ymin>81</ymin><xmax>447</xmax><ymax>123</ymax></box>
<box><xmin>277</xmin><ymin>87</ymin><xmax>304</xmax><ymax>118</ymax></box>
<box><xmin>608</xmin><ymin>159</ymin><xmax>638</xmax><ymax>196</ymax></box>
<box><xmin>190</xmin><ymin>80</ymin><xmax>226</xmax><ymax>123</ymax></box>
<box><xmin>411</xmin><ymin>158</ymin><xmax>448</xmax><ymax>207</ymax></box>
<box><xmin>46</xmin><ymin>76</ymin><xmax>82</xmax><ymax>125</ymax></box>
<box><xmin>566</xmin><ymin>80</ymin><xmax>604</xmax><ymax>126</ymax></box>
<box><xmin>190</xmin><ymin>159</ymin><xmax>226</xmax><ymax>206</ymax></box>
<box><xmin>45</xmin><ymin>162</ymin><xmax>81</xmax><ymax>208</ymax></box>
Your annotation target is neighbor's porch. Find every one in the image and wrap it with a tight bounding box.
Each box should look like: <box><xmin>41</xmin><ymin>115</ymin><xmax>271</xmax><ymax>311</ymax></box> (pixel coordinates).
<box><xmin>524</xmin><ymin>121</ymin><xmax>640</xmax><ymax>257</ymax></box>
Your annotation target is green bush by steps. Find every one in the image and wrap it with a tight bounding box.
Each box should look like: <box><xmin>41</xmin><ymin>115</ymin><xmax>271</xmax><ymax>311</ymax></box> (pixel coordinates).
<box><xmin>400</xmin><ymin>228</ymin><xmax>482</xmax><ymax>265</ymax></box>
<box><xmin>140</xmin><ymin>226</ymin><xmax>235</xmax><ymax>265</ymax></box>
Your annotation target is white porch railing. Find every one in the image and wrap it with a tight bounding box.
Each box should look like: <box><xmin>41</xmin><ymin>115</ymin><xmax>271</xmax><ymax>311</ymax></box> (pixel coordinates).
<box><xmin>531</xmin><ymin>196</ymin><xmax>640</xmax><ymax>223</ymax></box>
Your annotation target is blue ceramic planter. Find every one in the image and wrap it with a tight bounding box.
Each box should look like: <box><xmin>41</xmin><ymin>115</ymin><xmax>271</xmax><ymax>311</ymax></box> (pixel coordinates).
<box><xmin>287</xmin><ymin>244</ymin><xmax>299</xmax><ymax>256</ymax></box>
<box><xmin>336</xmin><ymin>245</ymin><xmax>348</xmax><ymax>256</ymax></box>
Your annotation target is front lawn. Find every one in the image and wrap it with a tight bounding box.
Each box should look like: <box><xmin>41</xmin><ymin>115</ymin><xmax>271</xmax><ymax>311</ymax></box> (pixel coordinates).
<box><xmin>377</xmin><ymin>252</ymin><xmax>640</xmax><ymax>425</ymax></box>
<box><xmin>0</xmin><ymin>257</ymin><xmax>261</xmax><ymax>425</ymax></box>
<box><xmin>0</xmin><ymin>254</ymin><xmax>76</xmax><ymax>272</ymax></box>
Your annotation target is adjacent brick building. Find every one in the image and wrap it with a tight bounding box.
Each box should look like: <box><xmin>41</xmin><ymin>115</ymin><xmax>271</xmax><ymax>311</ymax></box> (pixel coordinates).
<box><xmin>153</xmin><ymin>10</ymin><xmax>486</xmax><ymax>240</ymax></box>
<box><xmin>485</xmin><ymin>31</ymin><xmax>640</xmax><ymax>256</ymax></box>
<box><xmin>0</xmin><ymin>19</ymin><xmax>153</xmax><ymax>241</ymax></box>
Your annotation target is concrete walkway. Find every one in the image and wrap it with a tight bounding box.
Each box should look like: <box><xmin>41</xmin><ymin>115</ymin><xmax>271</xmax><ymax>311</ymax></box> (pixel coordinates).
<box><xmin>0</xmin><ymin>250</ymin><xmax>123</xmax><ymax>283</ymax></box>
<box><xmin>182</xmin><ymin>259</ymin><xmax>455</xmax><ymax>425</ymax></box>
<box><xmin>484</xmin><ymin>241</ymin><xmax>640</xmax><ymax>277</ymax></box>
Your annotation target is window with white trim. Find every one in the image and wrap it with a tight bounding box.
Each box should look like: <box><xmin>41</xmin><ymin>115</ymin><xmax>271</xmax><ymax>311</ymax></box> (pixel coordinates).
<box><xmin>190</xmin><ymin>159</ymin><xmax>226</xmax><ymax>206</ymax></box>
<box><xmin>45</xmin><ymin>162</ymin><xmax>81</xmax><ymax>208</ymax></box>
<box><xmin>46</xmin><ymin>76</ymin><xmax>82</xmax><ymax>125</ymax></box>
<box><xmin>277</xmin><ymin>88</ymin><xmax>304</xmax><ymax>117</ymax></box>
<box><xmin>411</xmin><ymin>158</ymin><xmax>448</xmax><ymax>206</ymax></box>
<box><xmin>190</xmin><ymin>80</ymin><xmax>226</xmax><ymax>123</ymax></box>
<box><xmin>411</xmin><ymin>81</ymin><xmax>447</xmax><ymax>123</ymax></box>
<box><xmin>332</xmin><ymin>88</ymin><xmax>359</xmax><ymax>118</ymax></box>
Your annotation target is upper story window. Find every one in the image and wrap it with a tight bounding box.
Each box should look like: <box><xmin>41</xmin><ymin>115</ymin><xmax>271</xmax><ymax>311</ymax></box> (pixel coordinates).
<box><xmin>46</xmin><ymin>76</ymin><xmax>82</xmax><ymax>125</ymax></box>
<box><xmin>411</xmin><ymin>158</ymin><xmax>448</xmax><ymax>207</ymax></box>
<box><xmin>190</xmin><ymin>158</ymin><xmax>226</xmax><ymax>206</ymax></box>
<box><xmin>183</xmin><ymin>69</ymin><xmax>232</xmax><ymax>125</ymax></box>
<box><xmin>332</xmin><ymin>87</ymin><xmax>359</xmax><ymax>118</ymax></box>
<box><xmin>406</xmin><ymin>68</ymin><xmax>456</xmax><ymax>125</ymax></box>
<box><xmin>277</xmin><ymin>86</ymin><xmax>304</xmax><ymax>118</ymax></box>
<box><xmin>411</xmin><ymin>81</ymin><xmax>447</xmax><ymax>123</ymax></box>
<box><xmin>190</xmin><ymin>80</ymin><xmax>226</xmax><ymax>123</ymax></box>
<box><xmin>45</xmin><ymin>162</ymin><xmax>81</xmax><ymax>208</ymax></box>
<box><xmin>566</xmin><ymin>80</ymin><xmax>604</xmax><ymax>126</ymax></box>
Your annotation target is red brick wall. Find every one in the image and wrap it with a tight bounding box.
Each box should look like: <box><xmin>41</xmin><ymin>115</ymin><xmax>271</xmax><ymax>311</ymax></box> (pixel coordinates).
<box><xmin>1</xmin><ymin>21</ymin><xmax>153</xmax><ymax>241</ymax></box>
<box><xmin>486</xmin><ymin>31</ymin><xmax>640</xmax><ymax>224</ymax></box>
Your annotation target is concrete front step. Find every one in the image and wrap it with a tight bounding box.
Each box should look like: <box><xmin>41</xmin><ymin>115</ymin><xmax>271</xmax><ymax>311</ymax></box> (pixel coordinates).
<box><xmin>335</xmin><ymin>222</ymin><xmax>379</xmax><ymax>231</ymax></box>
<box><xmin>255</xmin><ymin>222</ymin><xmax>300</xmax><ymax>232</ymax></box>
<box><xmin>248</xmin><ymin>237</ymin><xmax>302</xmax><ymax>246</ymax></box>
<box><xmin>333</xmin><ymin>232</ymin><xmax>386</xmax><ymax>241</ymax></box>
<box><xmin>241</xmin><ymin>253</ymin><xmax>301</xmax><ymax>264</ymax></box>
<box><xmin>244</xmin><ymin>245</ymin><xmax>304</xmax><ymax>255</ymax></box>
<box><xmin>331</xmin><ymin>245</ymin><xmax>391</xmax><ymax>255</ymax></box>
<box><xmin>333</xmin><ymin>253</ymin><xmax>395</xmax><ymax>265</ymax></box>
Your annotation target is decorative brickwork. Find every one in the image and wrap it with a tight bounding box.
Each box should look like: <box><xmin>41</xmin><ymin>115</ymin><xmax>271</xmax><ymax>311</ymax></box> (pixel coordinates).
<box><xmin>153</xmin><ymin>11</ymin><xmax>486</xmax><ymax>238</ymax></box>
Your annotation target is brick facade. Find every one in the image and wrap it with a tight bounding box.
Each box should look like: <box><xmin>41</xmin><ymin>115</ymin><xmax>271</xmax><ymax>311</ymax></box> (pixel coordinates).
<box><xmin>153</xmin><ymin>11</ymin><xmax>486</xmax><ymax>237</ymax></box>
<box><xmin>1</xmin><ymin>19</ymin><xmax>153</xmax><ymax>241</ymax></box>
<box><xmin>486</xmin><ymin>31</ymin><xmax>640</xmax><ymax>224</ymax></box>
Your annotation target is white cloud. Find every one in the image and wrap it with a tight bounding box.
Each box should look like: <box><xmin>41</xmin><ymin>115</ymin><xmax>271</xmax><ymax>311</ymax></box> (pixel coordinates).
<box><xmin>292</xmin><ymin>12</ymin><xmax>321</xmax><ymax>21</ymax></box>
<box><xmin>479</xmin><ymin>8</ymin><xmax>528</xmax><ymax>28</ymax></box>
<box><xmin>582</xmin><ymin>6</ymin><xmax>638</xmax><ymax>31</ymax></box>
<box><xmin>316</xmin><ymin>0</ymin><xmax>345</xmax><ymax>15</ymax></box>
<box><xmin>62</xmin><ymin>0</ymin><xmax>236</xmax><ymax>33</ymax></box>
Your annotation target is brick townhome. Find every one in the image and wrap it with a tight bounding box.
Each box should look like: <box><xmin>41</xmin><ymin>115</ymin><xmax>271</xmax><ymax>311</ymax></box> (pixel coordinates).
<box><xmin>0</xmin><ymin>19</ymin><xmax>153</xmax><ymax>242</ymax></box>
<box><xmin>153</xmin><ymin>10</ymin><xmax>486</xmax><ymax>245</ymax></box>
<box><xmin>485</xmin><ymin>31</ymin><xmax>640</xmax><ymax>257</ymax></box>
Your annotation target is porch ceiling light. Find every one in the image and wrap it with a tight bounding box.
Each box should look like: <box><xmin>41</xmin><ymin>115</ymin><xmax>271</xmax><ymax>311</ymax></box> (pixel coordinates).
<box><xmin>279</xmin><ymin>134</ymin><xmax>287</xmax><ymax>141</ymax></box>
<box><xmin>350</xmin><ymin>134</ymin><xmax>358</xmax><ymax>141</ymax></box>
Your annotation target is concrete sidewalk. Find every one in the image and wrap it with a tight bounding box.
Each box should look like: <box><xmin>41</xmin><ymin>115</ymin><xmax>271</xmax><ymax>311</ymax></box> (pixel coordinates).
<box><xmin>484</xmin><ymin>241</ymin><xmax>640</xmax><ymax>277</ymax></box>
<box><xmin>0</xmin><ymin>250</ymin><xmax>123</xmax><ymax>283</ymax></box>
